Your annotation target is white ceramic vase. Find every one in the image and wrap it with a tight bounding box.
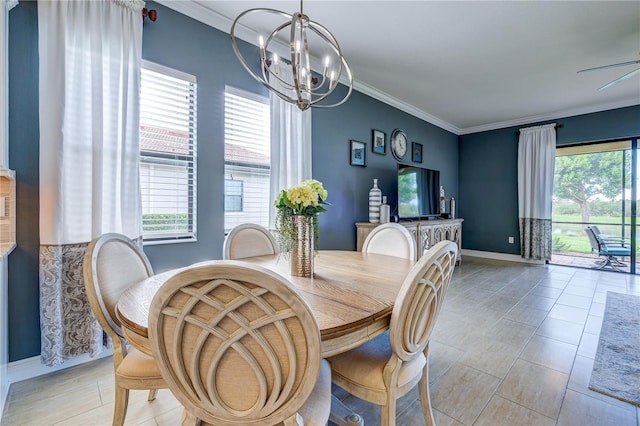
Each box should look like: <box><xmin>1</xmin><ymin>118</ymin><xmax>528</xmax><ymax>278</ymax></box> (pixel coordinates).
<box><xmin>369</xmin><ymin>179</ymin><xmax>382</xmax><ymax>223</ymax></box>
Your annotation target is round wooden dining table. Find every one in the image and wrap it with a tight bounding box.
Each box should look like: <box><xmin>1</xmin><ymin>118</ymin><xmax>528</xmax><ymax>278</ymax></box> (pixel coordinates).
<box><xmin>116</xmin><ymin>250</ymin><xmax>414</xmax><ymax>358</ymax></box>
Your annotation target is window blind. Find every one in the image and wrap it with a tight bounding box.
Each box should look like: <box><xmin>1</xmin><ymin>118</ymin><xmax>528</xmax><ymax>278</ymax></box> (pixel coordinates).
<box><xmin>224</xmin><ymin>87</ymin><xmax>270</xmax><ymax>232</ymax></box>
<box><xmin>140</xmin><ymin>61</ymin><xmax>197</xmax><ymax>241</ymax></box>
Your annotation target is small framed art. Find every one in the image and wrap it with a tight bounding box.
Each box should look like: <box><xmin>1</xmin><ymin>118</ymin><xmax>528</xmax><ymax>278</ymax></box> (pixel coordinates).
<box><xmin>350</xmin><ymin>140</ymin><xmax>366</xmax><ymax>167</ymax></box>
<box><xmin>372</xmin><ymin>129</ymin><xmax>386</xmax><ymax>155</ymax></box>
<box><xmin>412</xmin><ymin>142</ymin><xmax>423</xmax><ymax>163</ymax></box>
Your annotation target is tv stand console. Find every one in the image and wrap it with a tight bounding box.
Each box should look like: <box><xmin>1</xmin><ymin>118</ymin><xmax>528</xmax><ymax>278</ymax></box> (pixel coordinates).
<box><xmin>355</xmin><ymin>218</ymin><xmax>463</xmax><ymax>263</ymax></box>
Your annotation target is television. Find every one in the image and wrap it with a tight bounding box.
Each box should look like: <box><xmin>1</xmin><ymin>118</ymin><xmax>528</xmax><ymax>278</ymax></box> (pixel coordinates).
<box><xmin>397</xmin><ymin>164</ymin><xmax>441</xmax><ymax>219</ymax></box>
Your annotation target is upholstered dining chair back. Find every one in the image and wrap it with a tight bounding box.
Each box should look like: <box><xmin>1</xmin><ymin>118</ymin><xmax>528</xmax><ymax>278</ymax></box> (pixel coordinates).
<box><xmin>389</xmin><ymin>240</ymin><xmax>457</xmax><ymax>361</ymax></box>
<box><xmin>148</xmin><ymin>262</ymin><xmax>326</xmax><ymax>425</ymax></box>
<box><xmin>83</xmin><ymin>233</ymin><xmax>166</xmax><ymax>426</ymax></box>
<box><xmin>84</xmin><ymin>233</ymin><xmax>153</xmax><ymax>340</ymax></box>
<box><xmin>362</xmin><ymin>223</ymin><xmax>416</xmax><ymax>260</ymax></box>
<box><xmin>223</xmin><ymin>223</ymin><xmax>279</xmax><ymax>260</ymax></box>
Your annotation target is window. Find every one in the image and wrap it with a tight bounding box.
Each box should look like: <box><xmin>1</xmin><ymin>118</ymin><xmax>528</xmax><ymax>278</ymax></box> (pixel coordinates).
<box><xmin>140</xmin><ymin>61</ymin><xmax>197</xmax><ymax>241</ymax></box>
<box><xmin>224</xmin><ymin>87</ymin><xmax>270</xmax><ymax>232</ymax></box>
<box><xmin>224</xmin><ymin>179</ymin><xmax>243</xmax><ymax>212</ymax></box>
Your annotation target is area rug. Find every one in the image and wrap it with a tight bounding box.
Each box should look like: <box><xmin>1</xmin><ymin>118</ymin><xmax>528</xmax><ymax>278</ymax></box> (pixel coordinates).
<box><xmin>588</xmin><ymin>291</ymin><xmax>640</xmax><ymax>406</ymax></box>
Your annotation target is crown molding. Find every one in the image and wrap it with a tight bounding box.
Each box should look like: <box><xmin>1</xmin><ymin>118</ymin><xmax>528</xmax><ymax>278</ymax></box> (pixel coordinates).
<box><xmin>353</xmin><ymin>80</ymin><xmax>461</xmax><ymax>135</ymax></box>
<box><xmin>458</xmin><ymin>98</ymin><xmax>640</xmax><ymax>135</ymax></box>
<box><xmin>157</xmin><ymin>0</ymin><xmax>232</xmax><ymax>33</ymax></box>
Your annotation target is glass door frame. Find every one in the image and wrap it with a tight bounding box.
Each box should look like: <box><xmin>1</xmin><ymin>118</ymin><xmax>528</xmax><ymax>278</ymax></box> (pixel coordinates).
<box><xmin>632</xmin><ymin>138</ymin><xmax>638</xmax><ymax>274</ymax></box>
<box><xmin>552</xmin><ymin>137</ymin><xmax>640</xmax><ymax>274</ymax></box>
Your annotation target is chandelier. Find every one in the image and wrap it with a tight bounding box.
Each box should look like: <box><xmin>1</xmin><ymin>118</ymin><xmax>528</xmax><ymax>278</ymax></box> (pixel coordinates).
<box><xmin>230</xmin><ymin>1</ymin><xmax>353</xmax><ymax>111</ymax></box>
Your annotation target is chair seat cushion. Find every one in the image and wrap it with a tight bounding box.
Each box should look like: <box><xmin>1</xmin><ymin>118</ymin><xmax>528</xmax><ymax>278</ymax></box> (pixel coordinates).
<box><xmin>328</xmin><ymin>332</ymin><xmax>426</xmax><ymax>394</ymax></box>
<box><xmin>298</xmin><ymin>359</ymin><xmax>331</xmax><ymax>426</ymax></box>
<box><xmin>602</xmin><ymin>247</ymin><xmax>630</xmax><ymax>256</ymax></box>
<box><xmin>116</xmin><ymin>347</ymin><xmax>164</xmax><ymax>381</ymax></box>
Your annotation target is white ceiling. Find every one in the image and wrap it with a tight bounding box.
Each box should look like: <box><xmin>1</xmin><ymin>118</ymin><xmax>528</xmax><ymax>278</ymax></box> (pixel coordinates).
<box><xmin>159</xmin><ymin>1</ymin><xmax>640</xmax><ymax>135</ymax></box>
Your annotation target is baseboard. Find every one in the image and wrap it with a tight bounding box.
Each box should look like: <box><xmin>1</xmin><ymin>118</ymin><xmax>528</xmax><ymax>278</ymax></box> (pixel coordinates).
<box><xmin>0</xmin><ymin>373</ymin><xmax>7</xmax><ymax>421</ymax></box>
<box><xmin>7</xmin><ymin>348</ymin><xmax>113</xmax><ymax>385</ymax></box>
<box><xmin>461</xmin><ymin>249</ymin><xmax>545</xmax><ymax>265</ymax></box>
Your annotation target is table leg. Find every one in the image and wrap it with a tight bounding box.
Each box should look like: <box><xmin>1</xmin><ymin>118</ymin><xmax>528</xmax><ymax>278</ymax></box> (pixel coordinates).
<box><xmin>330</xmin><ymin>394</ymin><xmax>364</xmax><ymax>426</ymax></box>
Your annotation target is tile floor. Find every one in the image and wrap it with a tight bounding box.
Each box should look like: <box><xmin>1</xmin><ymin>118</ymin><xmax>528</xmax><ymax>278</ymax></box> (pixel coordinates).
<box><xmin>2</xmin><ymin>256</ymin><xmax>640</xmax><ymax>425</ymax></box>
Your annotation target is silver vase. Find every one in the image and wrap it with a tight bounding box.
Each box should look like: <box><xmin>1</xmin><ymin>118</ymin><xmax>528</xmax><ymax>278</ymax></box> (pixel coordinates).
<box><xmin>291</xmin><ymin>215</ymin><xmax>314</xmax><ymax>277</ymax></box>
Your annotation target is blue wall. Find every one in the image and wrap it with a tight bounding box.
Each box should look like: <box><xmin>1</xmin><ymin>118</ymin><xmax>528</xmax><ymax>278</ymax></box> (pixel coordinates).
<box><xmin>7</xmin><ymin>2</ymin><xmax>458</xmax><ymax>361</ymax></box>
<box><xmin>313</xmin><ymin>91</ymin><xmax>459</xmax><ymax>250</ymax></box>
<box><xmin>459</xmin><ymin>105</ymin><xmax>640</xmax><ymax>255</ymax></box>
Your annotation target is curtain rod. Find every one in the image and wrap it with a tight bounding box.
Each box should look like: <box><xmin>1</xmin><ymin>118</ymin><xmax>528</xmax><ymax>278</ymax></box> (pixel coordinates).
<box><xmin>142</xmin><ymin>8</ymin><xmax>157</xmax><ymax>22</ymax></box>
<box><xmin>515</xmin><ymin>124</ymin><xmax>563</xmax><ymax>135</ymax></box>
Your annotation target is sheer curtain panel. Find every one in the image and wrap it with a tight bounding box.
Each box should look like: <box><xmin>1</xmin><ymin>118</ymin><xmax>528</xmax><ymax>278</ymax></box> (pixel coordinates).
<box><xmin>38</xmin><ymin>0</ymin><xmax>144</xmax><ymax>366</ymax></box>
<box><xmin>517</xmin><ymin>124</ymin><xmax>556</xmax><ymax>261</ymax></box>
<box><xmin>268</xmin><ymin>66</ymin><xmax>312</xmax><ymax>228</ymax></box>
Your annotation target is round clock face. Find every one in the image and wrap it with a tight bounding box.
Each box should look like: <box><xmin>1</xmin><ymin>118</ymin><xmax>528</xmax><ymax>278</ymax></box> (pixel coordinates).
<box><xmin>391</xmin><ymin>129</ymin><xmax>408</xmax><ymax>160</ymax></box>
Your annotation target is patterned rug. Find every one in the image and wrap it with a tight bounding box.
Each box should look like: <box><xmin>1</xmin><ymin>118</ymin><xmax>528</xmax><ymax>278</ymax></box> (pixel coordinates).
<box><xmin>589</xmin><ymin>291</ymin><xmax>640</xmax><ymax>406</ymax></box>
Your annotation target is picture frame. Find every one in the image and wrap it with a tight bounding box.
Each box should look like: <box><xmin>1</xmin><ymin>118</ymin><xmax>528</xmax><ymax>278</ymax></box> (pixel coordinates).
<box><xmin>350</xmin><ymin>140</ymin><xmax>367</xmax><ymax>167</ymax></box>
<box><xmin>412</xmin><ymin>142</ymin><xmax>423</xmax><ymax>163</ymax></box>
<box><xmin>371</xmin><ymin>129</ymin><xmax>386</xmax><ymax>155</ymax></box>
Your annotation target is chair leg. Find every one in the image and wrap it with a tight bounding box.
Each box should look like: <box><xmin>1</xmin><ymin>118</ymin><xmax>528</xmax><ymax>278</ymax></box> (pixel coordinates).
<box><xmin>380</xmin><ymin>399</ymin><xmax>397</xmax><ymax>426</ymax></box>
<box><xmin>611</xmin><ymin>256</ymin><xmax>627</xmax><ymax>266</ymax></box>
<box><xmin>113</xmin><ymin>385</ymin><xmax>129</xmax><ymax>426</ymax></box>
<box><xmin>596</xmin><ymin>256</ymin><xmax>626</xmax><ymax>272</ymax></box>
<box><xmin>180</xmin><ymin>408</ymin><xmax>199</xmax><ymax>426</ymax></box>
<box><xmin>147</xmin><ymin>389</ymin><xmax>158</xmax><ymax>401</ymax></box>
<box><xmin>418</xmin><ymin>374</ymin><xmax>436</xmax><ymax>426</ymax></box>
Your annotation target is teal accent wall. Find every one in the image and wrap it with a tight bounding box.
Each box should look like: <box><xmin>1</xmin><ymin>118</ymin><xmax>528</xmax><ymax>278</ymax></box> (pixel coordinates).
<box><xmin>313</xmin><ymin>94</ymin><xmax>458</xmax><ymax>249</ymax></box>
<box><xmin>458</xmin><ymin>105</ymin><xmax>640</xmax><ymax>255</ymax></box>
<box><xmin>7</xmin><ymin>1</ymin><xmax>458</xmax><ymax>361</ymax></box>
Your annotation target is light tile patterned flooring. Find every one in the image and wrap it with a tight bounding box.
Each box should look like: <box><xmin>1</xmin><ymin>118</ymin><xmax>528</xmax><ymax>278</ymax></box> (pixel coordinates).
<box><xmin>3</xmin><ymin>256</ymin><xmax>640</xmax><ymax>425</ymax></box>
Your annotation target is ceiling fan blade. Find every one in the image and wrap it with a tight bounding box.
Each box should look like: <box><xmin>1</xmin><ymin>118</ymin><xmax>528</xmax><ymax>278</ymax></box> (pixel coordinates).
<box><xmin>577</xmin><ymin>59</ymin><xmax>640</xmax><ymax>73</ymax></box>
<box><xmin>598</xmin><ymin>68</ymin><xmax>640</xmax><ymax>90</ymax></box>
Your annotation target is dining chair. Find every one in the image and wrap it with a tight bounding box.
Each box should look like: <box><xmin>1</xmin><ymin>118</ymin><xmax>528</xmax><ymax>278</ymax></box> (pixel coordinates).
<box><xmin>148</xmin><ymin>261</ymin><xmax>331</xmax><ymax>426</ymax></box>
<box><xmin>83</xmin><ymin>233</ymin><xmax>167</xmax><ymax>426</ymax></box>
<box><xmin>223</xmin><ymin>223</ymin><xmax>279</xmax><ymax>260</ymax></box>
<box><xmin>362</xmin><ymin>222</ymin><xmax>416</xmax><ymax>260</ymax></box>
<box><xmin>328</xmin><ymin>240</ymin><xmax>458</xmax><ymax>426</ymax></box>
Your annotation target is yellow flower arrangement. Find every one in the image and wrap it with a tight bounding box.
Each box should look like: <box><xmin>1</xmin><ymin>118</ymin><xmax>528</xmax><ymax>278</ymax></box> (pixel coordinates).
<box><xmin>274</xmin><ymin>179</ymin><xmax>328</xmax><ymax>253</ymax></box>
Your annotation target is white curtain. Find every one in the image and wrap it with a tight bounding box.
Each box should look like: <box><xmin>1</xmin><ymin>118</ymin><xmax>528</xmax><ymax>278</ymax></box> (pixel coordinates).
<box><xmin>518</xmin><ymin>124</ymin><xmax>556</xmax><ymax>261</ymax></box>
<box><xmin>268</xmin><ymin>66</ymin><xmax>312</xmax><ymax>228</ymax></box>
<box><xmin>38</xmin><ymin>0</ymin><xmax>144</xmax><ymax>366</ymax></box>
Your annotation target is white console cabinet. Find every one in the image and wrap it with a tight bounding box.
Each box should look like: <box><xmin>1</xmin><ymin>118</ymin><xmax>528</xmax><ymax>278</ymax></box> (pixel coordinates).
<box><xmin>356</xmin><ymin>218</ymin><xmax>463</xmax><ymax>263</ymax></box>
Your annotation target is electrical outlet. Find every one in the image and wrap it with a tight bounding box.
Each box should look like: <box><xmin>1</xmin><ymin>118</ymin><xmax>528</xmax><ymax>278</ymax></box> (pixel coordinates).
<box><xmin>508</xmin><ymin>236</ymin><xmax>514</xmax><ymax>244</ymax></box>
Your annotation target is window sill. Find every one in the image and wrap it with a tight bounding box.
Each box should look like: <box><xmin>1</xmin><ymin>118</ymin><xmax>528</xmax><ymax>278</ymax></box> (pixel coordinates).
<box><xmin>143</xmin><ymin>237</ymin><xmax>197</xmax><ymax>246</ymax></box>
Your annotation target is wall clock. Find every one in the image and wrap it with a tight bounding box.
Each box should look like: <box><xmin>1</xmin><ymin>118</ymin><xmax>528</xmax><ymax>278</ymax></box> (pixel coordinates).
<box><xmin>390</xmin><ymin>128</ymin><xmax>408</xmax><ymax>160</ymax></box>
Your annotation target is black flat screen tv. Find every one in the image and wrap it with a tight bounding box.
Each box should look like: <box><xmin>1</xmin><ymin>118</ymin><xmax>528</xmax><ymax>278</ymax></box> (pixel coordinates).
<box><xmin>397</xmin><ymin>164</ymin><xmax>440</xmax><ymax>219</ymax></box>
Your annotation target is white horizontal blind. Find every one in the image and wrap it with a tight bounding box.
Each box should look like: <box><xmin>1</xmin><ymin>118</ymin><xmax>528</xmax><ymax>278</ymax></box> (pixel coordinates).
<box><xmin>140</xmin><ymin>61</ymin><xmax>197</xmax><ymax>241</ymax></box>
<box><xmin>224</xmin><ymin>87</ymin><xmax>270</xmax><ymax>232</ymax></box>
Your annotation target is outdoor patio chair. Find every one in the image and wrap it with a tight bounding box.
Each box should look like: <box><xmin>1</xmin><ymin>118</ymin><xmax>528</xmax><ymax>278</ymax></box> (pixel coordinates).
<box><xmin>584</xmin><ymin>226</ymin><xmax>630</xmax><ymax>271</ymax></box>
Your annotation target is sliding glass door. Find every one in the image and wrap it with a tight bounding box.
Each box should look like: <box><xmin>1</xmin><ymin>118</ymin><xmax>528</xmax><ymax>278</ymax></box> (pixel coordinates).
<box><xmin>552</xmin><ymin>139</ymin><xmax>636</xmax><ymax>273</ymax></box>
